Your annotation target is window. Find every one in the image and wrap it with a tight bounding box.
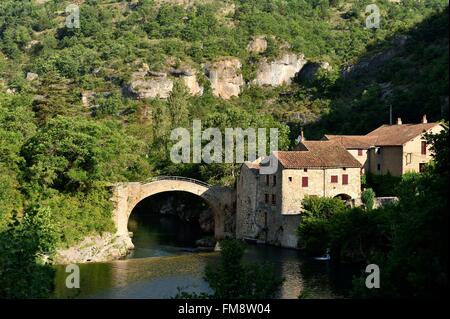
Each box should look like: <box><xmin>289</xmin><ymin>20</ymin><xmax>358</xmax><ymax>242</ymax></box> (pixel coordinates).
<box><xmin>303</xmin><ymin>168</ymin><xmax>308</xmax><ymax>172</ymax></box>
<box><xmin>273</xmin><ymin>175</ymin><xmax>276</xmax><ymax>186</ymax></box>
<box><xmin>288</xmin><ymin>177</ymin><xmax>292</xmax><ymax>182</ymax></box>
<box><xmin>302</xmin><ymin>176</ymin><xmax>308</xmax><ymax>187</ymax></box>
<box><xmin>358</xmin><ymin>149</ymin><xmax>363</xmax><ymax>156</ymax></box>
<box><xmin>264</xmin><ymin>194</ymin><xmax>269</xmax><ymax>204</ymax></box>
<box><xmin>265</xmin><ymin>175</ymin><xmax>269</xmax><ymax>185</ymax></box>
<box><xmin>419</xmin><ymin>163</ymin><xmax>426</xmax><ymax>173</ymax></box>
<box><xmin>331</xmin><ymin>175</ymin><xmax>338</xmax><ymax>183</ymax></box>
<box><xmin>421</xmin><ymin>141</ymin><xmax>427</xmax><ymax>155</ymax></box>
<box><xmin>377</xmin><ymin>164</ymin><xmax>381</xmax><ymax>171</ymax></box>
<box><xmin>342</xmin><ymin>174</ymin><xmax>349</xmax><ymax>185</ymax></box>
<box><xmin>271</xmin><ymin>194</ymin><xmax>276</xmax><ymax>205</ymax></box>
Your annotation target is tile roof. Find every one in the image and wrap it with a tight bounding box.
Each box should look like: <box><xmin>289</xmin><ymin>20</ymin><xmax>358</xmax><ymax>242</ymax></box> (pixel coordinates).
<box><xmin>324</xmin><ymin>135</ymin><xmax>378</xmax><ymax>149</ymax></box>
<box><xmin>325</xmin><ymin>122</ymin><xmax>441</xmax><ymax>147</ymax></box>
<box><xmin>274</xmin><ymin>141</ymin><xmax>361</xmax><ymax>169</ymax></box>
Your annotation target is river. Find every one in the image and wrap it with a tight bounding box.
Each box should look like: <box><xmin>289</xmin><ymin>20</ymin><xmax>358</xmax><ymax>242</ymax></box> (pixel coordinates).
<box><xmin>53</xmin><ymin>199</ymin><xmax>358</xmax><ymax>299</ymax></box>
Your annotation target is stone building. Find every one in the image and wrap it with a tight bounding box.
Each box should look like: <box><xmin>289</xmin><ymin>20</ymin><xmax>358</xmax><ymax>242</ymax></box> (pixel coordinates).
<box><xmin>324</xmin><ymin>116</ymin><xmax>444</xmax><ymax>176</ymax></box>
<box><xmin>236</xmin><ymin>141</ymin><xmax>361</xmax><ymax>248</ymax></box>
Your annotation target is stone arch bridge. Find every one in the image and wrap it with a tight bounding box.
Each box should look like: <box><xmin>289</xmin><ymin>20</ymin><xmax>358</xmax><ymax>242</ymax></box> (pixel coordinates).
<box><xmin>111</xmin><ymin>176</ymin><xmax>236</xmax><ymax>239</ymax></box>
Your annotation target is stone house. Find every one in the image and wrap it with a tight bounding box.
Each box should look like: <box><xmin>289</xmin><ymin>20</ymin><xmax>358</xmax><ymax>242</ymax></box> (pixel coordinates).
<box><xmin>236</xmin><ymin>141</ymin><xmax>361</xmax><ymax>248</ymax></box>
<box><xmin>324</xmin><ymin>116</ymin><xmax>444</xmax><ymax>176</ymax></box>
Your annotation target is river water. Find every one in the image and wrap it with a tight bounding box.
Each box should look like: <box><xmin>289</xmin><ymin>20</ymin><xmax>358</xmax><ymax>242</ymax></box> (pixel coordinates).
<box><xmin>53</xmin><ymin>204</ymin><xmax>357</xmax><ymax>299</ymax></box>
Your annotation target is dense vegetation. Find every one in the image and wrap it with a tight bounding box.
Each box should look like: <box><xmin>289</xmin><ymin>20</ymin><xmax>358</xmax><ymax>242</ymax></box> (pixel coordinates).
<box><xmin>297</xmin><ymin>128</ymin><xmax>449</xmax><ymax>298</ymax></box>
<box><xmin>0</xmin><ymin>0</ymin><xmax>448</xmax><ymax>298</ymax></box>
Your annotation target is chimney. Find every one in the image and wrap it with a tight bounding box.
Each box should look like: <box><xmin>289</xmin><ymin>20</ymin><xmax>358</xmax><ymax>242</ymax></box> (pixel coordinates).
<box><xmin>421</xmin><ymin>114</ymin><xmax>428</xmax><ymax>124</ymax></box>
<box><xmin>397</xmin><ymin>117</ymin><xmax>402</xmax><ymax>125</ymax></box>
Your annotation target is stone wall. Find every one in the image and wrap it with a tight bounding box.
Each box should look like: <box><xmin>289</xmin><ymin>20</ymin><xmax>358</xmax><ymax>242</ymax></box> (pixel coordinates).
<box><xmin>281</xmin><ymin>167</ymin><xmax>361</xmax><ymax>215</ymax></box>
<box><xmin>236</xmin><ymin>163</ymin><xmax>361</xmax><ymax>249</ymax></box>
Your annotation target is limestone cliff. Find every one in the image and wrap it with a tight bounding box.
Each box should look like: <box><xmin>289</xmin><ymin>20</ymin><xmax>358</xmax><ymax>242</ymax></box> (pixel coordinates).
<box><xmin>253</xmin><ymin>53</ymin><xmax>307</xmax><ymax>87</ymax></box>
<box><xmin>205</xmin><ymin>58</ymin><xmax>244</xmax><ymax>99</ymax></box>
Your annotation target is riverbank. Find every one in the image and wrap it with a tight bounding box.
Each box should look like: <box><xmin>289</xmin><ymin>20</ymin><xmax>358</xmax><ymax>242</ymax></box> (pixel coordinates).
<box><xmin>53</xmin><ymin>232</ymin><xmax>134</xmax><ymax>264</ymax></box>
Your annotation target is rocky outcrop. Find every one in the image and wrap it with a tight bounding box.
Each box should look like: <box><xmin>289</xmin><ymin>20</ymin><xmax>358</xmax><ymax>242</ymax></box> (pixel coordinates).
<box><xmin>253</xmin><ymin>53</ymin><xmax>307</xmax><ymax>87</ymax></box>
<box><xmin>169</xmin><ymin>68</ymin><xmax>203</xmax><ymax>96</ymax></box>
<box><xmin>247</xmin><ymin>36</ymin><xmax>267</xmax><ymax>53</ymax></box>
<box><xmin>128</xmin><ymin>66</ymin><xmax>173</xmax><ymax>99</ymax></box>
<box><xmin>81</xmin><ymin>91</ymin><xmax>112</xmax><ymax>107</ymax></box>
<box><xmin>54</xmin><ymin>232</ymin><xmax>134</xmax><ymax>264</ymax></box>
<box><xmin>26</xmin><ymin>72</ymin><xmax>39</xmax><ymax>82</ymax></box>
<box><xmin>297</xmin><ymin>61</ymin><xmax>331</xmax><ymax>83</ymax></box>
<box><xmin>205</xmin><ymin>58</ymin><xmax>244</xmax><ymax>99</ymax></box>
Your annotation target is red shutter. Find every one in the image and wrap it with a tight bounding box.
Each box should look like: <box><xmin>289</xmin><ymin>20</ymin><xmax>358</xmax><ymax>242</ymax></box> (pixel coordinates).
<box><xmin>421</xmin><ymin>141</ymin><xmax>427</xmax><ymax>155</ymax></box>
<box><xmin>302</xmin><ymin>176</ymin><xmax>308</xmax><ymax>187</ymax></box>
<box><xmin>342</xmin><ymin>174</ymin><xmax>349</xmax><ymax>185</ymax></box>
<box><xmin>331</xmin><ymin>175</ymin><xmax>338</xmax><ymax>183</ymax></box>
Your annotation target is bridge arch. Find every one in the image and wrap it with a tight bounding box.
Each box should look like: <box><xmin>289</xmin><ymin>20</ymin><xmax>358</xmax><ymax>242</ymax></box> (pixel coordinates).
<box><xmin>111</xmin><ymin>177</ymin><xmax>235</xmax><ymax>240</ymax></box>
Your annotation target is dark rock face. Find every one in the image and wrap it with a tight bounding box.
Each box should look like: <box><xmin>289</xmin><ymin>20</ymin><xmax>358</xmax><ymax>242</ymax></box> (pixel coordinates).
<box><xmin>297</xmin><ymin>61</ymin><xmax>331</xmax><ymax>83</ymax></box>
<box><xmin>144</xmin><ymin>193</ymin><xmax>215</xmax><ymax>234</ymax></box>
<box><xmin>341</xmin><ymin>35</ymin><xmax>409</xmax><ymax>80</ymax></box>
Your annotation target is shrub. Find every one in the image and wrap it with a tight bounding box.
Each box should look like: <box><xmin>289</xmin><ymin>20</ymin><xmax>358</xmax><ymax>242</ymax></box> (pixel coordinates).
<box><xmin>361</xmin><ymin>188</ymin><xmax>375</xmax><ymax>210</ymax></box>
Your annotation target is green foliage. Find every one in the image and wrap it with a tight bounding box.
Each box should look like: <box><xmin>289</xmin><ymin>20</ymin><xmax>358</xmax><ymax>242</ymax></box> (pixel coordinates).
<box><xmin>297</xmin><ymin>196</ymin><xmax>346</xmax><ymax>255</ymax></box>
<box><xmin>363</xmin><ymin>172</ymin><xmax>401</xmax><ymax>196</ymax></box>
<box><xmin>21</xmin><ymin>116</ymin><xmax>151</xmax><ymax>192</ymax></box>
<box><xmin>361</xmin><ymin>188</ymin><xmax>375</xmax><ymax>210</ymax></box>
<box><xmin>301</xmin><ymin>195</ymin><xmax>347</xmax><ymax>219</ymax></box>
<box><xmin>297</xmin><ymin>217</ymin><xmax>330</xmax><ymax>256</ymax></box>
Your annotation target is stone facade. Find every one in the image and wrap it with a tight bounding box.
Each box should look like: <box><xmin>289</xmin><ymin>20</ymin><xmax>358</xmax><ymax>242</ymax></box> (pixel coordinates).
<box><xmin>236</xmin><ymin>142</ymin><xmax>361</xmax><ymax>249</ymax></box>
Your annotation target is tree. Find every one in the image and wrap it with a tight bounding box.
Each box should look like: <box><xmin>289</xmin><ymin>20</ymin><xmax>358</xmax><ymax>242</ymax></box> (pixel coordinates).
<box><xmin>20</xmin><ymin>116</ymin><xmax>151</xmax><ymax>192</ymax></box>
<box><xmin>168</xmin><ymin>81</ymin><xmax>190</xmax><ymax>127</ymax></box>
<box><xmin>361</xmin><ymin>188</ymin><xmax>375</xmax><ymax>210</ymax></box>
<box><xmin>0</xmin><ymin>206</ymin><xmax>57</xmax><ymax>299</ymax></box>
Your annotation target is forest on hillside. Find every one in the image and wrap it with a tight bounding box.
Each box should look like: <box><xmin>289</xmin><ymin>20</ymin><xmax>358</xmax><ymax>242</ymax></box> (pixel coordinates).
<box><xmin>0</xmin><ymin>0</ymin><xmax>448</xmax><ymax>298</ymax></box>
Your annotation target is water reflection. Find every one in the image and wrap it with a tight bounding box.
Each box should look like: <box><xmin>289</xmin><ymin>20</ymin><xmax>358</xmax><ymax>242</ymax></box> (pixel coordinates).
<box><xmin>53</xmin><ymin>195</ymin><xmax>356</xmax><ymax>299</ymax></box>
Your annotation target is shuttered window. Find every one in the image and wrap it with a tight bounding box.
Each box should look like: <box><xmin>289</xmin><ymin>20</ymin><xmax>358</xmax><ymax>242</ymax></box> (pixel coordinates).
<box><xmin>302</xmin><ymin>176</ymin><xmax>308</xmax><ymax>187</ymax></box>
<box><xmin>342</xmin><ymin>174</ymin><xmax>349</xmax><ymax>185</ymax></box>
<box><xmin>421</xmin><ymin>141</ymin><xmax>427</xmax><ymax>155</ymax></box>
<box><xmin>331</xmin><ymin>175</ymin><xmax>338</xmax><ymax>183</ymax></box>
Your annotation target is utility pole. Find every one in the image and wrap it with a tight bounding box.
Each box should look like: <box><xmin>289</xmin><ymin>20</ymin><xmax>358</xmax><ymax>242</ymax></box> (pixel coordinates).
<box><xmin>389</xmin><ymin>105</ymin><xmax>393</xmax><ymax>125</ymax></box>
